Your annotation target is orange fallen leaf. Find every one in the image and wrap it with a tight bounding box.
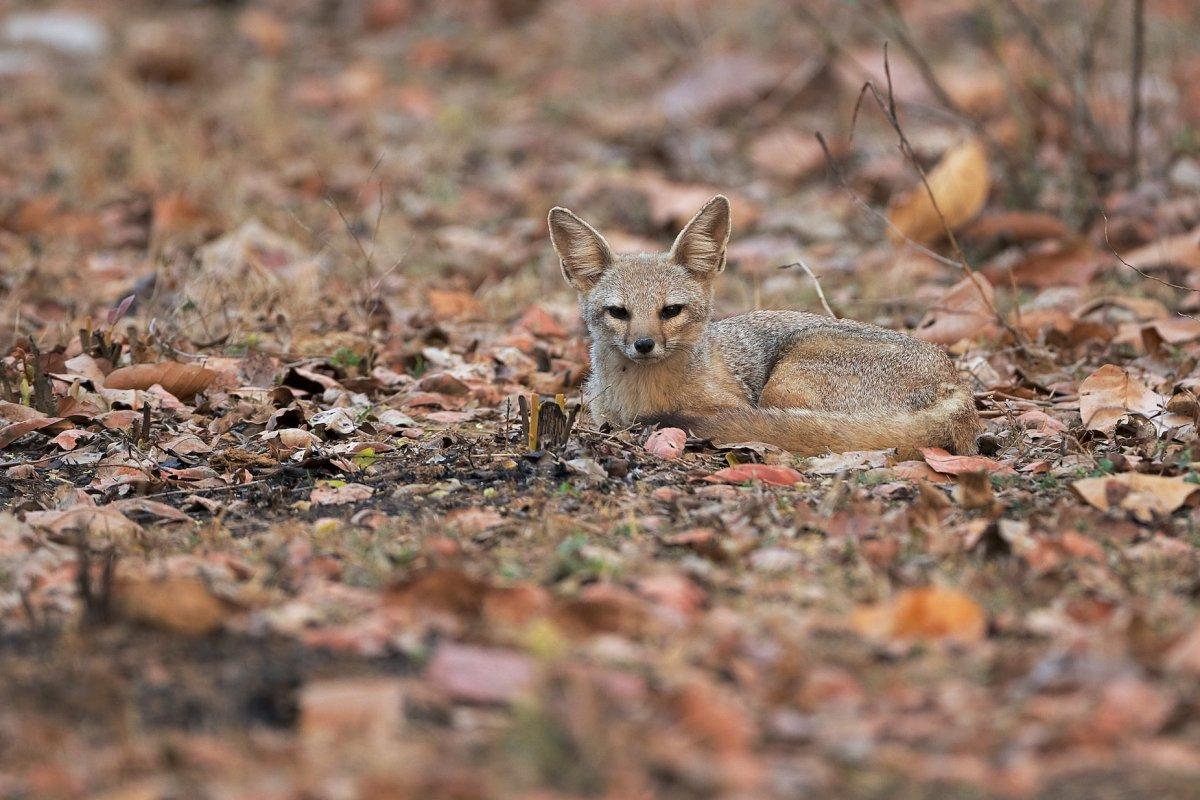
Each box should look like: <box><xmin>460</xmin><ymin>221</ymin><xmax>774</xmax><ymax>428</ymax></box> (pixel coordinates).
<box><xmin>1078</xmin><ymin>364</ymin><xmax>1163</xmax><ymax>434</ymax></box>
<box><xmin>888</xmin><ymin>138</ymin><xmax>990</xmax><ymax>245</ymax></box>
<box><xmin>706</xmin><ymin>463</ymin><xmax>804</xmax><ymax>486</ymax></box>
<box><xmin>920</xmin><ymin>447</ymin><xmax>1014</xmax><ymax>475</ymax></box>
<box><xmin>105</xmin><ymin>361</ymin><xmax>217</xmax><ymax>400</ymax></box>
<box><xmin>852</xmin><ymin>587</ymin><xmax>987</xmax><ymax>643</ymax></box>
<box><xmin>962</xmin><ymin>211</ymin><xmax>1070</xmax><ymax>245</ymax></box>
<box><xmin>113</xmin><ymin>576</ymin><xmax>236</xmax><ymax>636</ymax></box>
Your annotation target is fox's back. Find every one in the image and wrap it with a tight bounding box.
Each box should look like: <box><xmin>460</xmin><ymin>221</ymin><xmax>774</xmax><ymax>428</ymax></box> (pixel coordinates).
<box><xmin>708</xmin><ymin>310</ymin><xmax>967</xmax><ymax>413</ymax></box>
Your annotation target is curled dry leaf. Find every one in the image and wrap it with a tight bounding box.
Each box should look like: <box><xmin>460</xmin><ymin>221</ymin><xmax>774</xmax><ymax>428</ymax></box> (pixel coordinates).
<box><xmin>962</xmin><ymin>211</ymin><xmax>1070</xmax><ymax>245</ymax></box>
<box><xmin>1078</xmin><ymin>364</ymin><xmax>1163</xmax><ymax>434</ymax></box>
<box><xmin>645</xmin><ymin>427</ymin><xmax>687</xmax><ymax>460</ymax></box>
<box><xmin>105</xmin><ymin>361</ymin><xmax>217</xmax><ymax>400</ymax></box>
<box><xmin>888</xmin><ymin>138</ymin><xmax>990</xmax><ymax>246</ymax></box>
<box><xmin>1072</xmin><ymin>473</ymin><xmax>1199</xmax><ymax>522</ymax></box>
<box><xmin>912</xmin><ymin>275</ymin><xmax>1000</xmax><ymax>345</ymax></box>
<box><xmin>920</xmin><ymin>447</ymin><xmax>1014</xmax><ymax>475</ymax></box>
<box><xmin>1119</xmin><ymin>225</ymin><xmax>1200</xmax><ymax>272</ymax></box>
<box><xmin>706</xmin><ymin>463</ymin><xmax>805</xmax><ymax>487</ymax></box>
<box><xmin>852</xmin><ymin>587</ymin><xmax>987</xmax><ymax>643</ymax></box>
<box><xmin>113</xmin><ymin>575</ymin><xmax>236</xmax><ymax>636</ymax></box>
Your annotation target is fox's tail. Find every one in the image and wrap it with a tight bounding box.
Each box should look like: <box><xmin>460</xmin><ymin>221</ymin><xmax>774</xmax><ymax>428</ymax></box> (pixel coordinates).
<box><xmin>663</xmin><ymin>389</ymin><xmax>981</xmax><ymax>456</ymax></box>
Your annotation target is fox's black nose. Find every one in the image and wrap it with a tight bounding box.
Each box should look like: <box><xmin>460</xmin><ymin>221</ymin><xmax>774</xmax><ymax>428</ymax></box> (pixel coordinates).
<box><xmin>634</xmin><ymin>337</ymin><xmax>655</xmax><ymax>354</ymax></box>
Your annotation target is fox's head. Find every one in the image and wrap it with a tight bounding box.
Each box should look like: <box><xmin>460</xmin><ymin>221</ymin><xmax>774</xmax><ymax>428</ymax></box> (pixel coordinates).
<box><xmin>548</xmin><ymin>195</ymin><xmax>730</xmax><ymax>364</ymax></box>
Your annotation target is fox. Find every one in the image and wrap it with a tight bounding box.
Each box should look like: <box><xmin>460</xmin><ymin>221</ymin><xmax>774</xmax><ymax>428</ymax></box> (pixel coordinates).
<box><xmin>547</xmin><ymin>194</ymin><xmax>983</xmax><ymax>456</ymax></box>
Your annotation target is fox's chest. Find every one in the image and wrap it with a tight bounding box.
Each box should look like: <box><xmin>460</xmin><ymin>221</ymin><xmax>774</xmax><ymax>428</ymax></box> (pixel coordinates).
<box><xmin>586</xmin><ymin>351</ymin><xmax>746</xmax><ymax>428</ymax></box>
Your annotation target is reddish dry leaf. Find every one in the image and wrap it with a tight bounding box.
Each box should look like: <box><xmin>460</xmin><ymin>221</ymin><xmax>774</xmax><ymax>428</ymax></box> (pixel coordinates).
<box><xmin>888</xmin><ymin>138</ymin><xmax>990</xmax><ymax>245</ymax></box>
<box><xmin>656</xmin><ymin>52</ymin><xmax>779</xmax><ymax>123</ymax></box>
<box><xmin>105</xmin><ymin>362</ymin><xmax>217</xmax><ymax>400</ymax></box>
<box><xmin>1016</xmin><ymin>409</ymin><xmax>1067</xmax><ymax>433</ymax></box>
<box><xmin>747</xmin><ymin>128</ymin><xmax>828</xmax><ymax>182</ymax></box>
<box><xmin>0</xmin><ymin>416</ymin><xmax>65</xmax><ymax>448</ymax></box>
<box><xmin>50</xmin><ymin>428</ymin><xmax>92</xmax><ymax>450</ymax></box>
<box><xmin>852</xmin><ymin>587</ymin><xmax>987</xmax><ymax>643</ymax></box>
<box><xmin>706</xmin><ymin>463</ymin><xmax>804</xmax><ymax>486</ymax></box>
<box><xmin>645</xmin><ymin>427</ymin><xmax>687</xmax><ymax>460</ymax></box>
<box><xmin>1078</xmin><ymin>364</ymin><xmax>1163</xmax><ymax>433</ymax></box>
<box><xmin>515</xmin><ymin>305</ymin><xmax>568</xmax><ymax>338</ymax></box>
<box><xmin>920</xmin><ymin>447</ymin><xmax>1015</xmax><ymax>475</ymax></box>
<box><xmin>426</xmin><ymin>288</ymin><xmax>482</xmax><ymax>321</ymax></box>
<box><xmin>912</xmin><ymin>275</ymin><xmax>1000</xmax><ymax>345</ymax></box>
<box><xmin>425</xmin><ymin>642</ymin><xmax>535</xmax><ymax>704</ymax></box>
<box><xmin>113</xmin><ymin>576</ymin><xmax>236</xmax><ymax>636</ymax></box>
<box><xmin>1072</xmin><ymin>473</ymin><xmax>1199</xmax><ymax>522</ymax></box>
<box><xmin>0</xmin><ymin>401</ymin><xmax>47</xmax><ymax>424</ymax></box>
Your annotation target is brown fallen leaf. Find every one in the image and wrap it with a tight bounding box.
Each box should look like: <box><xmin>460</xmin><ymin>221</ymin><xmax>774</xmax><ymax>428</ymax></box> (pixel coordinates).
<box><xmin>426</xmin><ymin>288</ymin><xmax>482</xmax><ymax>321</ymax></box>
<box><xmin>1001</xmin><ymin>240</ymin><xmax>1101</xmax><ymax>288</ymax></box>
<box><xmin>888</xmin><ymin>138</ymin><xmax>990</xmax><ymax>245</ymax></box>
<box><xmin>105</xmin><ymin>361</ymin><xmax>216</xmax><ymax>400</ymax></box>
<box><xmin>1072</xmin><ymin>473</ymin><xmax>1199</xmax><ymax>522</ymax></box>
<box><xmin>892</xmin><ymin>460</ymin><xmax>953</xmax><ymax>484</ymax></box>
<box><xmin>310</xmin><ymin>481</ymin><xmax>373</xmax><ymax>506</ymax></box>
<box><xmin>645</xmin><ymin>427</ymin><xmax>687</xmax><ymax>460</ymax></box>
<box><xmin>1119</xmin><ymin>225</ymin><xmax>1200</xmax><ymax>272</ymax></box>
<box><xmin>1078</xmin><ymin>364</ymin><xmax>1163</xmax><ymax>434</ymax></box>
<box><xmin>921</xmin><ymin>447</ymin><xmax>1014</xmax><ymax>475</ymax></box>
<box><xmin>706</xmin><ymin>463</ymin><xmax>805</xmax><ymax>486</ymax></box>
<box><xmin>747</xmin><ymin>127</ymin><xmax>828</xmax><ymax>182</ymax></box>
<box><xmin>961</xmin><ymin>211</ymin><xmax>1070</xmax><ymax>245</ymax></box>
<box><xmin>852</xmin><ymin>587</ymin><xmax>987</xmax><ymax>643</ymax></box>
<box><xmin>113</xmin><ymin>575</ymin><xmax>236</xmax><ymax>636</ymax></box>
<box><xmin>912</xmin><ymin>275</ymin><xmax>1000</xmax><ymax>345</ymax></box>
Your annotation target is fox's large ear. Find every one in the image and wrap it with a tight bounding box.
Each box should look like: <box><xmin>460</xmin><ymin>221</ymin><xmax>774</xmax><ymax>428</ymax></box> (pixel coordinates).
<box><xmin>670</xmin><ymin>195</ymin><xmax>731</xmax><ymax>277</ymax></box>
<box><xmin>548</xmin><ymin>207</ymin><xmax>614</xmax><ymax>292</ymax></box>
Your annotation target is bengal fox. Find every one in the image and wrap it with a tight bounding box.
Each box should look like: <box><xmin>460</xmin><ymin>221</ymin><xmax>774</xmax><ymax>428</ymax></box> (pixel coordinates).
<box><xmin>547</xmin><ymin>194</ymin><xmax>982</xmax><ymax>456</ymax></box>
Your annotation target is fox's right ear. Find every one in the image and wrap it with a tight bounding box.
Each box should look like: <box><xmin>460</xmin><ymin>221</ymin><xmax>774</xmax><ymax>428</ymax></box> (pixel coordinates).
<box><xmin>548</xmin><ymin>207</ymin><xmax>614</xmax><ymax>292</ymax></box>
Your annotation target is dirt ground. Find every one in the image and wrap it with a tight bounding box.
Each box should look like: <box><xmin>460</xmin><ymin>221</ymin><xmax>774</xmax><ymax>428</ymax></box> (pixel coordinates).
<box><xmin>2</xmin><ymin>1</ymin><xmax>1200</xmax><ymax>798</ymax></box>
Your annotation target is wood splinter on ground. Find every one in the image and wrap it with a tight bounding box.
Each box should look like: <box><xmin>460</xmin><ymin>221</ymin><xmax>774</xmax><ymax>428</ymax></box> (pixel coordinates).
<box><xmin>517</xmin><ymin>392</ymin><xmax>578</xmax><ymax>451</ymax></box>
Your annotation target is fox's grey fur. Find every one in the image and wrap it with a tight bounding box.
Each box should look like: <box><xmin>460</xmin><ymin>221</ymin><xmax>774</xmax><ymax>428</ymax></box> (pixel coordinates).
<box><xmin>548</xmin><ymin>195</ymin><xmax>982</xmax><ymax>455</ymax></box>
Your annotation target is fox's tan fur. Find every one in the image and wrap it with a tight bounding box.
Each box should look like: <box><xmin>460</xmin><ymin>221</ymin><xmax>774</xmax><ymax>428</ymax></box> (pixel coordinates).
<box><xmin>548</xmin><ymin>195</ymin><xmax>982</xmax><ymax>456</ymax></box>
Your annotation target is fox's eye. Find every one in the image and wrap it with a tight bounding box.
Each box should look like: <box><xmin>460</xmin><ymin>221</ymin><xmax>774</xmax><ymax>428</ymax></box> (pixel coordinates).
<box><xmin>660</xmin><ymin>304</ymin><xmax>684</xmax><ymax>319</ymax></box>
<box><xmin>605</xmin><ymin>305</ymin><xmax>629</xmax><ymax>320</ymax></box>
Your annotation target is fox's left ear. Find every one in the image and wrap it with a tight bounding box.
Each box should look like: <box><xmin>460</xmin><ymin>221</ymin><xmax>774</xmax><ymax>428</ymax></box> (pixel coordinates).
<box><xmin>670</xmin><ymin>195</ymin><xmax>731</xmax><ymax>277</ymax></box>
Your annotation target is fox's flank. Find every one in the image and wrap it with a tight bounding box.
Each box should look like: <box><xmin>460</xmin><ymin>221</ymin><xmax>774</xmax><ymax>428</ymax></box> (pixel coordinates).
<box><xmin>549</xmin><ymin>195</ymin><xmax>983</xmax><ymax>456</ymax></box>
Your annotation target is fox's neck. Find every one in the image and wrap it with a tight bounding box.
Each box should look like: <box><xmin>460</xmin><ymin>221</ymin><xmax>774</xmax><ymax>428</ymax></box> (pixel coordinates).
<box><xmin>587</xmin><ymin>327</ymin><xmax>713</xmax><ymax>427</ymax></box>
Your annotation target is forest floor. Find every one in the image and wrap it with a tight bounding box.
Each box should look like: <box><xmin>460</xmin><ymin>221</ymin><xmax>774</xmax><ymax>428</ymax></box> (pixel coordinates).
<box><xmin>2</xmin><ymin>1</ymin><xmax>1200</xmax><ymax>798</ymax></box>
